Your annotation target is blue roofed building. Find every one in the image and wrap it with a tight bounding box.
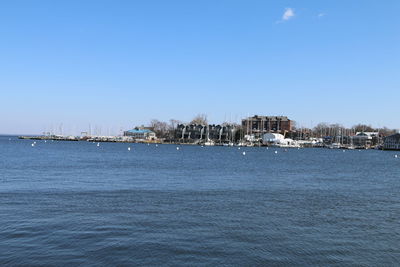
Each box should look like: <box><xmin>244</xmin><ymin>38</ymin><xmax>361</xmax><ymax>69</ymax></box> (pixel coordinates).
<box><xmin>123</xmin><ymin>128</ymin><xmax>156</xmax><ymax>140</ymax></box>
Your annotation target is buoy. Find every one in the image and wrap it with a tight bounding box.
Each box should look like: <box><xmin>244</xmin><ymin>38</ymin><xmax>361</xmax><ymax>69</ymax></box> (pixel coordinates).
<box><xmin>128</xmin><ymin>147</ymin><xmax>131</xmax><ymax>151</ymax></box>
<box><xmin>395</xmin><ymin>155</ymin><xmax>398</xmax><ymax>158</ymax></box>
<box><xmin>34</xmin><ymin>141</ymin><xmax>36</xmax><ymax>144</ymax></box>
<box><xmin>97</xmin><ymin>143</ymin><xmax>100</xmax><ymax>147</ymax></box>
<box><xmin>266</xmin><ymin>147</ymin><xmax>269</xmax><ymax>150</ymax></box>
<box><xmin>343</xmin><ymin>150</ymin><xmax>345</xmax><ymax>152</ymax></box>
<box><xmin>176</xmin><ymin>147</ymin><xmax>180</xmax><ymax>150</ymax></box>
<box><xmin>274</xmin><ymin>151</ymin><xmax>278</xmax><ymax>154</ymax></box>
<box><xmin>44</xmin><ymin>140</ymin><xmax>47</xmax><ymax>143</ymax></box>
<box><xmin>242</xmin><ymin>151</ymin><xmax>246</xmax><ymax>155</ymax></box>
<box><xmin>238</xmin><ymin>147</ymin><xmax>241</xmax><ymax>150</ymax></box>
<box><xmin>31</xmin><ymin>143</ymin><xmax>35</xmax><ymax>147</ymax></box>
<box><xmin>155</xmin><ymin>144</ymin><xmax>158</xmax><ymax>147</ymax></box>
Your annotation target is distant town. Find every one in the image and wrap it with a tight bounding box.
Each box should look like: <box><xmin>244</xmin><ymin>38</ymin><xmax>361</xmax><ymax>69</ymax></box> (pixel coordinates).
<box><xmin>19</xmin><ymin>114</ymin><xmax>400</xmax><ymax>150</ymax></box>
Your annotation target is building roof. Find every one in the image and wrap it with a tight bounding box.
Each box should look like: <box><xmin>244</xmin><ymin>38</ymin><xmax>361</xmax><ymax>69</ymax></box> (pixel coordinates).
<box><xmin>356</xmin><ymin>132</ymin><xmax>379</xmax><ymax>136</ymax></box>
<box><xmin>263</xmin><ymin>133</ymin><xmax>285</xmax><ymax>140</ymax></box>
<box><xmin>126</xmin><ymin>129</ymin><xmax>154</xmax><ymax>134</ymax></box>
<box><xmin>385</xmin><ymin>133</ymin><xmax>400</xmax><ymax>141</ymax></box>
<box><xmin>244</xmin><ymin>115</ymin><xmax>290</xmax><ymax>121</ymax></box>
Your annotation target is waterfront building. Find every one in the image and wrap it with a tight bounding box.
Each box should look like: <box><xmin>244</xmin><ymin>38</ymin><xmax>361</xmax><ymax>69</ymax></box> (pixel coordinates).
<box><xmin>262</xmin><ymin>133</ymin><xmax>299</xmax><ymax>147</ymax></box>
<box><xmin>383</xmin><ymin>133</ymin><xmax>400</xmax><ymax>150</ymax></box>
<box><xmin>242</xmin><ymin>115</ymin><xmax>294</xmax><ymax>138</ymax></box>
<box><xmin>351</xmin><ymin>132</ymin><xmax>379</xmax><ymax>148</ymax></box>
<box><xmin>175</xmin><ymin>124</ymin><xmax>236</xmax><ymax>143</ymax></box>
<box><xmin>262</xmin><ymin>133</ymin><xmax>285</xmax><ymax>143</ymax></box>
<box><xmin>123</xmin><ymin>128</ymin><xmax>156</xmax><ymax>140</ymax></box>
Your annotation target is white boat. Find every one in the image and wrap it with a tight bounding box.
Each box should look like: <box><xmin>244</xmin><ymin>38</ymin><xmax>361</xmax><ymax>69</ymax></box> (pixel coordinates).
<box><xmin>329</xmin><ymin>143</ymin><xmax>341</xmax><ymax>149</ymax></box>
<box><xmin>204</xmin><ymin>139</ymin><xmax>215</xmax><ymax>146</ymax></box>
<box><xmin>222</xmin><ymin>142</ymin><xmax>234</xmax><ymax>147</ymax></box>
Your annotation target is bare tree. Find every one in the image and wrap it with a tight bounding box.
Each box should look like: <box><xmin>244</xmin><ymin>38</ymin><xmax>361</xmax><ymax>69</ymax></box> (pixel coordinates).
<box><xmin>190</xmin><ymin>114</ymin><xmax>208</xmax><ymax>125</ymax></box>
<box><xmin>169</xmin><ymin>119</ymin><xmax>181</xmax><ymax>130</ymax></box>
<box><xmin>352</xmin><ymin>124</ymin><xmax>375</xmax><ymax>133</ymax></box>
<box><xmin>378</xmin><ymin>127</ymin><xmax>397</xmax><ymax>137</ymax></box>
<box><xmin>149</xmin><ymin>119</ymin><xmax>169</xmax><ymax>138</ymax></box>
<box><xmin>168</xmin><ymin>119</ymin><xmax>181</xmax><ymax>140</ymax></box>
<box><xmin>312</xmin><ymin>122</ymin><xmax>330</xmax><ymax>137</ymax></box>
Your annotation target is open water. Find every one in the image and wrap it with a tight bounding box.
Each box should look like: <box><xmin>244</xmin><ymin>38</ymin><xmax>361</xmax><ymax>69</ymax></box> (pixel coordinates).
<box><xmin>0</xmin><ymin>136</ymin><xmax>399</xmax><ymax>266</ymax></box>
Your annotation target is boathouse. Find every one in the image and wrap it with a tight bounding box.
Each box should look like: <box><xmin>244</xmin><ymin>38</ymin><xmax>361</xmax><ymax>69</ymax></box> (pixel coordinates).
<box><xmin>123</xmin><ymin>129</ymin><xmax>156</xmax><ymax>140</ymax></box>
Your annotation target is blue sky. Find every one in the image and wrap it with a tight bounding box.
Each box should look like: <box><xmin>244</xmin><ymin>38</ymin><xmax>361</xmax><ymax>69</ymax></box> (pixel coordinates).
<box><xmin>0</xmin><ymin>0</ymin><xmax>399</xmax><ymax>134</ymax></box>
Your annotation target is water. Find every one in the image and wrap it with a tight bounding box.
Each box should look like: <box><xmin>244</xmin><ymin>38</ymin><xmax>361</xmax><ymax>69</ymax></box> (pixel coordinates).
<box><xmin>1</xmin><ymin>136</ymin><xmax>399</xmax><ymax>266</ymax></box>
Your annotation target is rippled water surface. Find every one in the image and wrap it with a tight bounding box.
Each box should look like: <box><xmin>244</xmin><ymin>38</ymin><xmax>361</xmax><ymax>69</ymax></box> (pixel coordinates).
<box><xmin>1</xmin><ymin>136</ymin><xmax>399</xmax><ymax>266</ymax></box>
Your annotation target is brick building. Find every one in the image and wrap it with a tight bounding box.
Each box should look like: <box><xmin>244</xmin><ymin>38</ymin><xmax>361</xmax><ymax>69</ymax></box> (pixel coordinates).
<box><xmin>242</xmin><ymin>115</ymin><xmax>294</xmax><ymax>138</ymax></box>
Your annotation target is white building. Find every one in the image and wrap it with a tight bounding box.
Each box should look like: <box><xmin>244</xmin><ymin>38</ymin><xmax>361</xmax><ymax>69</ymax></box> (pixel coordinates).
<box><xmin>262</xmin><ymin>133</ymin><xmax>284</xmax><ymax>143</ymax></box>
<box><xmin>262</xmin><ymin>133</ymin><xmax>299</xmax><ymax>147</ymax></box>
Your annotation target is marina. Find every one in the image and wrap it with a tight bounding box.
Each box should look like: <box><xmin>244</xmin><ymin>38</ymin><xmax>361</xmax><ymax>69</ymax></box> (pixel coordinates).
<box><xmin>1</xmin><ymin>135</ymin><xmax>400</xmax><ymax>266</ymax></box>
<box><xmin>17</xmin><ymin>126</ymin><xmax>398</xmax><ymax>150</ymax></box>
<box><xmin>2</xmin><ymin>1</ymin><xmax>399</xmax><ymax>265</ymax></box>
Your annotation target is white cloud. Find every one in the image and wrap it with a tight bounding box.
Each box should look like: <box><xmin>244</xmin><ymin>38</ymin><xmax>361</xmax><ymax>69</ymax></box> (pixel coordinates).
<box><xmin>317</xmin><ymin>13</ymin><xmax>325</xmax><ymax>18</ymax></box>
<box><xmin>282</xmin><ymin>8</ymin><xmax>295</xmax><ymax>21</ymax></box>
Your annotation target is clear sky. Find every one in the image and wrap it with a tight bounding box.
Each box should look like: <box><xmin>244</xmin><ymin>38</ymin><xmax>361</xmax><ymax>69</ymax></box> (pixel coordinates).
<box><xmin>0</xmin><ymin>0</ymin><xmax>399</xmax><ymax>135</ymax></box>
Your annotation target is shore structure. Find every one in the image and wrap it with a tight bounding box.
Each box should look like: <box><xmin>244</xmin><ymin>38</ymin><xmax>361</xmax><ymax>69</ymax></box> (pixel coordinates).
<box><xmin>174</xmin><ymin>123</ymin><xmax>236</xmax><ymax>145</ymax></box>
<box><xmin>19</xmin><ymin>114</ymin><xmax>396</xmax><ymax>149</ymax></box>
<box><xmin>123</xmin><ymin>128</ymin><xmax>156</xmax><ymax>141</ymax></box>
<box><xmin>383</xmin><ymin>133</ymin><xmax>400</xmax><ymax>150</ymax></box>
<box><xmin>262</xmin><ymin>133</ymin><xmax>301</xmax><ymax>148</ymax></box>
<box><xmin>242</xmin><ymin>115</ymin><xmax>294</xmax><ymax>139</ymax></box>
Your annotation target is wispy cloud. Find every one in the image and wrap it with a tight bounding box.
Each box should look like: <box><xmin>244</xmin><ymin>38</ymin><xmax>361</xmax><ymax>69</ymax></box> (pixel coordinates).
<box><xmin>317</xmin><ymin>13</ymin><xmax>325</xmax><ymax>18</ymax></box>
<box><xmin>282</xmin><ymin>8</ymin><xmax>295</xmax><ymax>21</ymax></box>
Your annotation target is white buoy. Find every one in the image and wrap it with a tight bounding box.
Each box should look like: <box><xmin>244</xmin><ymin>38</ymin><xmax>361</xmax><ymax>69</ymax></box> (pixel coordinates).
<box><xmin>156</xmin><ymin>144</ymin><xmax>158</xmax><ymax>147</ymax></box>
<box><xmin>274</xmin><ymin>150</ymin><xmax>278</xmax><ymax>154</ymax></box>
<box><xmin>31</xmin><ymin>143</ymin><xmax>35</xmax><ymax>147</ymax></box>
<box><xmin>266</xmin><ymin>147</ymin><xmax>269</xmax><ymax>150</ymax></box>
<box><xmin>343</xmin><ymin>150</ymin><xmax>345</xmax><ymax>152</ymax></box>
<box><xmin>97</xmin><ymin>143</ymin><xmax>100</xmax><ymax>147</ymax></box>
<box><xmin>242</xmin><ymin>151</ymin><xmax>246</xmax><ymax>155</ymax></box>
<box><xmin>44</xmin><ymin>140</ymin><xmax>47</xmax><ymax>143</ymax></box>
<box><xmin>147</xmin><ymin>143</ymin><xmax>150</xmax><ymax>146</ymax></box>
<box><xmin>176</xmin><ymin>147</ymin><xmax>180</xmax><ymax>150</ymax></box>
<box><xmin>128</xmin><ymin>147</ymin><xmax>131</xmax><ymax>151</ymax></box>
<box><xmin>238</xmin><ymin>147</ymin><xmax>241</xmax><ymax>150</ymax></box>
<box><xmin>34</xmin><ymin>141</ymin><xmax>36</xmax><ymax>144</ymax></box>
<box><xmin>395</xmin><ymin>155</ymin><xmax>398</xmax><ymax>158</ymax></box>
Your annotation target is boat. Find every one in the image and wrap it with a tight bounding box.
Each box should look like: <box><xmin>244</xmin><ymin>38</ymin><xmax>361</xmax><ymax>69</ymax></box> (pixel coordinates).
<box><xmin>204</xmin><ymin>139</ymin><xmax>215</xmax><ymax>146</ymax></box>
<box><xmin>329</xmin><ymin>143</ymin><xmax>341</xmax><ymax>149</ymax></box>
